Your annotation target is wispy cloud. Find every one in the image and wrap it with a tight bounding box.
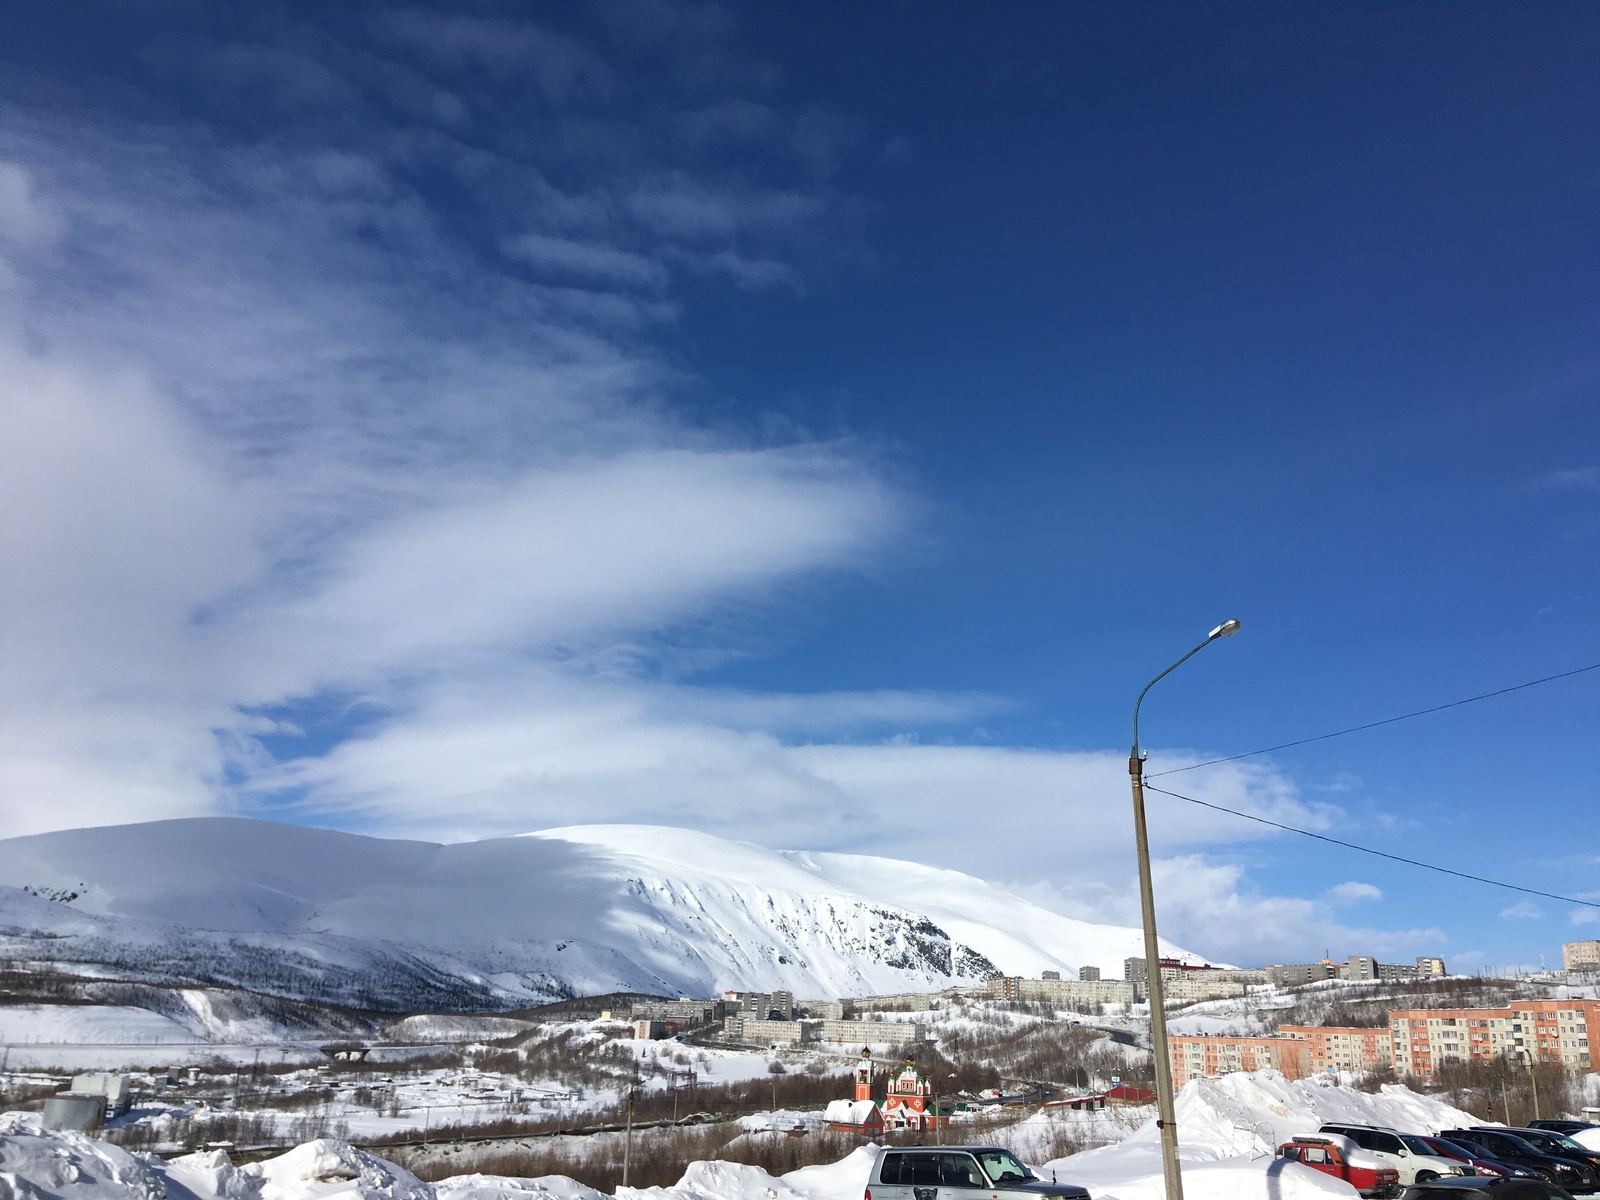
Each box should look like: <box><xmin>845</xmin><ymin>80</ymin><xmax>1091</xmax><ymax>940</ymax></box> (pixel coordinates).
<box><xmin>1327</xmin><ymin>881</ymin><xmax>1383</xmax><ymax>906</ymax></box>
<box><xmin>1500</xmin><ymin>900</ymin><xmax>1543</xmax><ymax>920</ymax></box>
<box><xmin>0</xmin><ymin>6</ymin><xmax>1437</xmax><ymax>968</ymax></box>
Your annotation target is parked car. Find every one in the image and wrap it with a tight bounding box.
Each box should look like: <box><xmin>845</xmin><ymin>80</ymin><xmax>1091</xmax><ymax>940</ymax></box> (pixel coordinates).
<box><xmin>1441</xmin><ymin>1130</ymin><xmax>1591</xmax><ymax>1192</ymax></box>
<box><xmin>1321</xmin><ymin>1124</ymin><xmax>1472</xmax><ymax>1184</ymax></box>
<box><xmin>1279</xmin><ymin>1134</ymin><xmax>1403</xmax><ymax>1197</ymax></box>
<box><xmin>1419</xmin><ymin>1135</ymin><xmax>1542</xmax><ymax>1180</ymax></box>
<box><xmin>1530</xmin><ymin>1123</ymin><xmax>1599</xmax><ymax>1137</ymax></box>
<box><xmin>1489</xmin><ymin>1129</ymin><xmax>1600</xmax><ymax>1188</ymax></box>
<box><xmin>1399</xmin><ymin>1178</ymin><xmax>1575</xmax><ymax>1199</ymax></box>
<box><xmin>868</xmin><ymin>1147</ymin><xmax>1090</xmax><ymax>1200</ymax></box>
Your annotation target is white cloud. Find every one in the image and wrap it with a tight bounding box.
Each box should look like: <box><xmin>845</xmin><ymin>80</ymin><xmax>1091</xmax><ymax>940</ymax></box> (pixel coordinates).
<box><xmin>504</xmin><ymin>234</ymin><xmax>669</xmax><ymax>289</ymax></box>
<box><xmin>1500</xmin><ymin>900</ymin><xmax>1543</xmax><ymax>920</ymax></box>
<box><xmin>0</xmin><ymin>162</ymin><xmax>63</xmax><ymax>249</ymax></box>
<box><xmin>1326</xmin><ymin>881</ymin><xmax>1383</xmax><ymax>907</ymax></box>
<box><xmin>0</xmin><ymin>16</ymin><xmax>1441</xmax><ymax>970</ymax></box>
<box><xmin>1572</xmin><ymin>908</ymin><xmax>1600</xmax><ymax>927</ymax></box>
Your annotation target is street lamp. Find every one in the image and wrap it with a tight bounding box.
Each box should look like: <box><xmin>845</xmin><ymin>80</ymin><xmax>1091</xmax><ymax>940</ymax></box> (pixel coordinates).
<box><xmin>1129</xmin><ymin>618</ymin><xmax>1240</xmax><ymax>1200</ymax></box>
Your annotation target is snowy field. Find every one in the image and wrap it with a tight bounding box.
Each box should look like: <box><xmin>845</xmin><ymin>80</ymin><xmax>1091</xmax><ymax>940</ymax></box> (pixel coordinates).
<box><xmin>0</xmin><ymin>1071</ymin><xmax>1514</xmax><ymax>1200</ymax></box>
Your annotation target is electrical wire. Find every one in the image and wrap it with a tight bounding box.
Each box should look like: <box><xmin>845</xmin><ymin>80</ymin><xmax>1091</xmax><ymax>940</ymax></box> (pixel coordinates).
<box><xmin>1141</xmin><ymin>782</ymin><xmax>1600</xmax><ymax>910</ymax></box>
<box><xmin>1146</xmin><ymin>659</ymin><xmax>1600</xmax><ymax>779</ymax></box>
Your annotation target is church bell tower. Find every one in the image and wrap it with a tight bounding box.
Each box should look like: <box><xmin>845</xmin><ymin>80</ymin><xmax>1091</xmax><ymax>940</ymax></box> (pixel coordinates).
<box><xmin>854</xmin><ymin>1047</ymin><xmax>874</xmax><ymax>1102</ymax></box>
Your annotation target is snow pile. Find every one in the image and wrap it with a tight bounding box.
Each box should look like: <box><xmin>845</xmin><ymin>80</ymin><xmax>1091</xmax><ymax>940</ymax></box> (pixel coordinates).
<box><xmin>436</xmin><ymin>1177</ymin><xmax>609</xmax><ymax>1200</ymax></box>
<box><xmin>784</xmin><ymin>1146</ymin><xmax>880</xmax><ymax>1200</ymax></box>
<box><xmin>0</xmin><ymin>1113</ymin><xmax>165</xmax><ymax>1200</ymax></box>
<box><xmin>244</xmin><ymin>1138</ymin><xmax>433</xmax><ymax>1200</ymax></box>
<box><xmin>1046</xmin><ymin>1071</ymin><xmax>1483</xmax><ymax>1200</ymax></box>
<box><xmin>618</xmin><ymin>1160</ymin><xmax>812</xmax><ymax>1200</ymax></box>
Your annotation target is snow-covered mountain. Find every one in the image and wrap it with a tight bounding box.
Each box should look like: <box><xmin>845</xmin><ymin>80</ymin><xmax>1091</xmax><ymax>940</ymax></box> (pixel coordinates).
<box><xmin>0</xmin><ymin>818</ymin><xmax>1205</xmax><ymax>1011</ymax></box>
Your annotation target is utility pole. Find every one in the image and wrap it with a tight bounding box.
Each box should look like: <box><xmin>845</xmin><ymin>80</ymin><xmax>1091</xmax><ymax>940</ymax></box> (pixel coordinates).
<box><xmin>623</xmin><ymin>1067</ymin><xmax>636</xmax><ymax>1187</ymax></box>
<box><xmin>1129</xmin><ymin>618</ymin><xmax>1241</xmax><ymax>1200</ymax></box>
<box><xmin>1529</xmin><ymin>1057</ymin><xmax>1540</xmax><ymax>1121</ymax></box>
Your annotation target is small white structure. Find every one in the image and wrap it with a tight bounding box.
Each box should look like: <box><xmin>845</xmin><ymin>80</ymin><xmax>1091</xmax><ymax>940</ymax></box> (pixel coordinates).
<box><xmin>71</xmin><ymin>1075</ymin><xmax>131</xmax><ymax>1117</ymax></box>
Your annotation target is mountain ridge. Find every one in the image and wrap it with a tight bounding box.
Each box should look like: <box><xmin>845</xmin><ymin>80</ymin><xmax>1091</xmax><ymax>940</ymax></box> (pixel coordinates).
<box><xmin>0</xmin><ymin>817</ymin><xmax>1206</xmax><ymax>1012</ymax></box>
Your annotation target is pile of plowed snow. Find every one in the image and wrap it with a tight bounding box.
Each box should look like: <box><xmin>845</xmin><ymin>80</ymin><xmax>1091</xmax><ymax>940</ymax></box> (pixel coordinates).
<box><xmin>0</xmin><ymin>1073</ymin><xmax>1487</xmax><ymax>1200</ymax></box>
<box><xmin>1046</xmin><ymin>1070</ymin><xmax>1485</xmax><ymax>1199</ymax></box>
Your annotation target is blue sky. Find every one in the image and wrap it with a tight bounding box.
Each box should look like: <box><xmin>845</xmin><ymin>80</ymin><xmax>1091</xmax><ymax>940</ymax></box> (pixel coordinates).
<box><xmin>0</xmin><ymin>2</ymin><xmax>1596</xmax><ymax>969</ymax></box>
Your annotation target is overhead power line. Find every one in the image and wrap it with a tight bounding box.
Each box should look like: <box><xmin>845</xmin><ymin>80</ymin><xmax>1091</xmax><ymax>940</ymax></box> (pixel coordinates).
<box><xmin>1142</xmin><ymin>782</ymin><xmax>1600</xmax><ymax>911</ymax></box>
<box><xmin>1146</xmin><ymin>659</ymin><xmax>1600</xmax><ymax>779</ymax></box>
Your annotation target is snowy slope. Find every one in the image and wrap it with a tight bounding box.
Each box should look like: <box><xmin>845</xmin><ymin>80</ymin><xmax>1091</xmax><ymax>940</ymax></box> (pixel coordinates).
<box><xmin>0</xmin><ymin>817</ymin><xmax>1204</xmax><ymax>1011</ymax></box>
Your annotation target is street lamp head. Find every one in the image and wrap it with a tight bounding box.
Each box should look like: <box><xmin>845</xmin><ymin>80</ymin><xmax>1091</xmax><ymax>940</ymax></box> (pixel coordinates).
<box><xmin>1208</xmin><ymin>618</ymin><xmax>1241</xmax><ymax>640</ymax></box>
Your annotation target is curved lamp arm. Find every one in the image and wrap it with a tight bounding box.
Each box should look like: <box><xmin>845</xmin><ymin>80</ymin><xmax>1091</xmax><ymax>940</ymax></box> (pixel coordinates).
<box><xmin>1132</xmin><ymin>619</ymin><xmax>1240</xmax><ymax>756</ymax></box>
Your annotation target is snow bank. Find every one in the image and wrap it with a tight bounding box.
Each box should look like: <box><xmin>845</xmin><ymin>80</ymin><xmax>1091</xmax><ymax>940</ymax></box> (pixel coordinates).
<box><xmin>618</xmin><ymin>1160</ymin><xmax>811</xmax><ymax>1200</ymax></box>
<box><xmin>1045</xmin><ymin>1071</ymin><xmax>1483</xmax><ymax>1200</ymax></box>
<box><xmin>782</xmin><ymin>1145</ymin><xmax>880</xmax><ymax>1200</ymax></box>
<box><xmin>244</xmin><ymin>1138</ymin><xmax>433</xmax><ymax>1200</ymax></box>
<box><xmin>0</xmin><ymin>1113</ymin><xmax>165</xmax><ymax>1199</ymax></box>
<box><xmin>436</xmin><ymin>1177</ymin><xmax>609</xmax><ymax>1200</ymax></box>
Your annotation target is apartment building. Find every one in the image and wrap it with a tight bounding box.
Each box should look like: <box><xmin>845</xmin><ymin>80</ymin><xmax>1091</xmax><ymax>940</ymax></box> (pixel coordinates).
<box><xmin>1169</xmin><ymin>1035</ymin><xmax>1309</xmax><ymax>1087</ymax></box>
<box><xmin>818</xmin><ymin>1019</ymin><xmax>927</xmax><ymax>1046</ymax></box>
<box><xmin>1509</xmin><ymin>1000</ymin><xmax>1600</xmax><ymax>1068</ymax></box>
<box><xmin>1390</xmin><ymin>1000</ymin><xmax>1600</xmax><ymax>1077</ymax></box>
<box><xmin>985</xmin><ymin>975</ymin><xmax>1137</xmax><ymax>1005</ymax></box>
<box><xmin>1564</xmin><ymin>941</ymin><xmax>1600</xmax><ymax>972</ymax></box>
<box><xmin>1390</xmin><ymin>1008</ymin><xmax>1517</xmax><ymax>1076</ymax></box>
<box><xmin>1278</xmin><ymin>1025</ymin><xmax>1392</xmax><ymax>1073</ymax></box>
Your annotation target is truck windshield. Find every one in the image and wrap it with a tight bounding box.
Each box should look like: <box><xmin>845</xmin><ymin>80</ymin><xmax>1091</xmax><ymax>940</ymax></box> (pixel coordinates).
<box><xmin>976</xmin><ymin>1152</ymin><xmax>1033</xmax><ymax>1184</ymax></box>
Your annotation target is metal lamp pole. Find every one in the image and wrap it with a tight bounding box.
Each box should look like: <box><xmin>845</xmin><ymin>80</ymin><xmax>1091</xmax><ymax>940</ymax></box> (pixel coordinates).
<box><xmin>1129</xmin><ymin>618</ymin><xmax>1240</xmax><ymax>1200</ymax></box>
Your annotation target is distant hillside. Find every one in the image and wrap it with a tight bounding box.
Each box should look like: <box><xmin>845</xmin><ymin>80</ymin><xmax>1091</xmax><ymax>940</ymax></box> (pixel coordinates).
<box><xmin>0</xmin><ymin>818</ymin><xmax>1205</xmax><ymax>1013</ymax></box>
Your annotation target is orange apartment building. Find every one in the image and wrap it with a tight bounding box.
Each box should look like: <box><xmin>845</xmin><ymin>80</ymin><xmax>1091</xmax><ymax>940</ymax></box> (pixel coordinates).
<box><xmin>1170</xmin><ymin>1035</ymin><xmax>1309</xmax><ymax>1087</ymax></box>
<box><xmin>1389</xmin><ymin>1000</ymin><xmax>1600</xmax><ymax>1077</ymax></box>
<box><xmin>1278</xmin><ymin>1025</ymin><xmax>1393</xmax><ymax>1074</ymax></box>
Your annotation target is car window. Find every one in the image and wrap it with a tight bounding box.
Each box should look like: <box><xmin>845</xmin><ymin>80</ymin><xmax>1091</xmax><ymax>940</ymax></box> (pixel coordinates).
<box><xmin>1302</xmin><ymin>1147</ymin><xmax>1329</xmax><ymax>1165</ymax></box>
<box><xmin>880</xmin><ymin>1154</ymin><xmax>905</xmax><ymax>1185</ymax></box>
<box><xmin>1373</xmin><ymin>1132</ymin><xmax>1404</xmax><ymax>1154</ymax></box>
<box><xmin>975</xmin><ymin>1151</ymin><xmax>1032</xmax><ymax>1184</ymax></box>
<box><xmin>904</xmin><ymin>1156</ymin><xmax>941</xmax><ymax>1186</ymax></box>
<box><xmin>1400</xmin><ymin>1135</ymin><xmax>1435</xmax><ymax>1155</ymax></box>
<box><xmin>935</xmin><ymin>1155</ymin><xmax>984</xmax><ymax>1188</ymax></box>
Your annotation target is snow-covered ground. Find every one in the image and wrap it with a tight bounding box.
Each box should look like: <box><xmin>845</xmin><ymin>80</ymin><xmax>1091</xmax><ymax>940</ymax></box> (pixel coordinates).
<box><xmin>1044</xmin><ymin>1070</ymin><xmax>1484</xmax><ymax>1199</ymax></box>
<box><xmin>0</xmin><ymin>1071</ymin><xmax>1514</xmax><ymax>1200</ymax></box>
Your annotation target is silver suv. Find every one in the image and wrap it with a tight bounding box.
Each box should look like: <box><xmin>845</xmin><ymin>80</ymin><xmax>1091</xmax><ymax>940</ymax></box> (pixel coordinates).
<box><xmin>868</xmin><ymin>1148</ymin><xmax>1089</xmax><ymax>1200</ymax></box>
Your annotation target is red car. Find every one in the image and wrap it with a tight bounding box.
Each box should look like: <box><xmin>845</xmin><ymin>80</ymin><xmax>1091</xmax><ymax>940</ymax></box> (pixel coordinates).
<box><xmin>1279</xmin><ymin>1135</ymin><xmax>1403</xmax><ymax>1198</ymax></box>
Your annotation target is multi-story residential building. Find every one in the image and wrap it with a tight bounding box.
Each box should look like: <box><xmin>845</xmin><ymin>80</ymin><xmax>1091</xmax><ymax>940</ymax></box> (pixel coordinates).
<box><xmin>1342</xmin><ymin>956</ymin><xmax>1379</xmax><ymax>981</ymax></box>
<box><xmin>1170</xmin><ymin>1035</ymin><xmax>1309</xmax><ymax>1087</ymax></box>
<box><xmin>723</xmin><ymin>1016</ymin><xmax>815</xmax><ymax>1045</ymax></box>
<box><xmin>1563</xmin><ymin>941</ymin><xmax>1600</xmax><ymax>973</ymax></box>
<box><xmin>1416</xmin><ymin>956</ymin><xmax>1448</xmax><ymax>978</ymax></box>
<box><xmin>1080</xmin><ymin>965</ymin><xmax>1102</xmax><ymax>981</ymax></box>
<box><xmin>1162</xmin><ymin>974</ymin><xmax>1248</xmax><ymax>1001</ymax></box>
<box><xmin>1124</xmin><ymin>956</ymin><xmax>1148</xmax><ymax>983</ymax></box>
<box><xmin>1390</xmin><ymin>1008</ymin><xmax>1521</xmax><ymax>1077</ymax></box>
<box><xmin>723</xmin><ymin>990</ymin><xmax>796</xmax><ymax>1019</ymax></box>
<box><xmin>985</xmin><ymin>975</ymin><xmax>1137</xmax><ymax>1006</ymax></box>
<box><xmin>1268</xmin><ymin>961</ymin><xmax>1339</xmax><ymax>987</ymax></box>
<box><xmin>1278</xmin><ymin>1025</ymin><xmax>1392</xmax><ymax>1073</ymax></box>
<box><xmin>1390</xmin><ymin>1001</ymin><xmax>1600</xmax><ymax>1077</ymax></box>
<box><xmin>1508</xmin><ymin>1000</ymin><xmax>1600</xmax><ymax>1068</ymax></box>
<box><xmin>818</xmin><ymin>1019</ymin><xmax>927</xmax><ymax>1046</ymax></box>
